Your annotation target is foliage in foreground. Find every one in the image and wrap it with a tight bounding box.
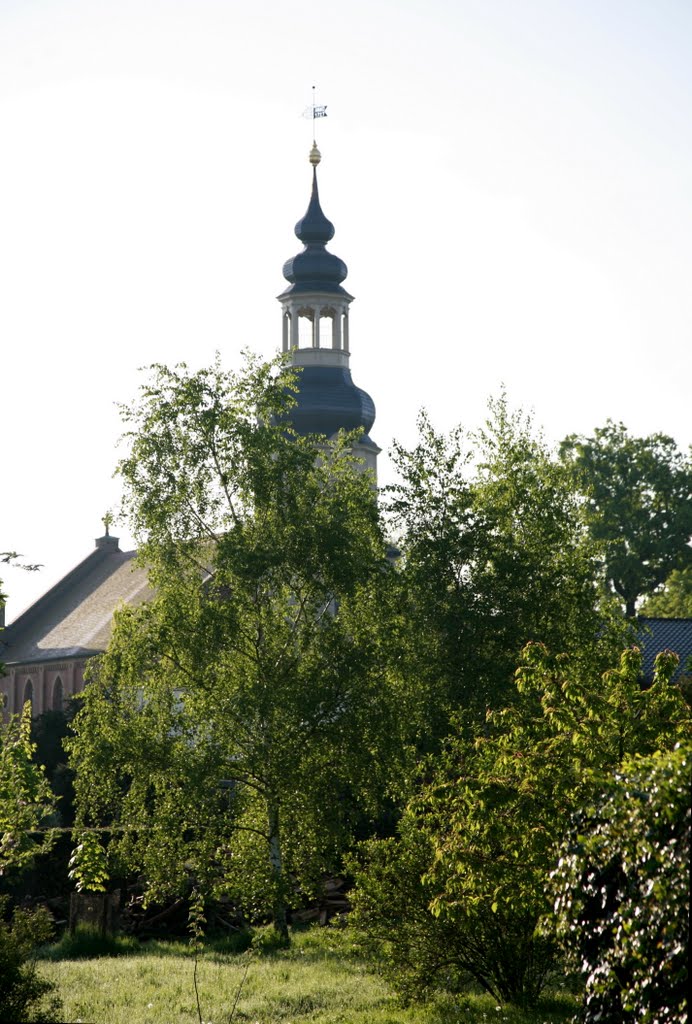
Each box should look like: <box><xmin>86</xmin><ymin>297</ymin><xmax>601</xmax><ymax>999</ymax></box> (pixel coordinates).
<box><xmin>68</xmin><ymin>354</ymin><xmax>403</xmax><ymax>938</ymax></box>
<box><xmin>0</xmin><ymin>897</ymin><xmax>62</xmax><ymax>1024</ymax></box>
<box><xmin>37</xmin><ymin>925</ymin><xmax>578</xmax><ymax>1024</ymax></box>
<box><xmin>1</xmin><ymin>703</ymin><xmax>56</xmax><ymax>877</ymax></box>
<box><xmin>552</xmin><ymin>743</ymin><xmax>690</xmax><ymax>1023</ymax></box>
<box><xmin>351</xmin><ymin>644</ymin><xmax>691</xmax><ymax>1009</ymax></box>
<box><xmin>2</xmin><ymin>573</ymin><xmax>57</xmax><ymax>881</ymax></box>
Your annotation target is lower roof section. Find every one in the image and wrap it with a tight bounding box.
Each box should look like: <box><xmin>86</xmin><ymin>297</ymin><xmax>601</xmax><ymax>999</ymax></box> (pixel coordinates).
<box><xmin>0</xmin><ymin>537</ymin><xmax>151</xmax><ymax>666</ymax></box>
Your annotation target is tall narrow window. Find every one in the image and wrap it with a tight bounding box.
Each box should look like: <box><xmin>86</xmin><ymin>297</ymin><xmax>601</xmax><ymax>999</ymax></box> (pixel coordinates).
<box><xmin>52</xmin><ymin>676</ymin><xmax>64</xmax><ymax>711</ymax></box>
<box><xmin>23</xmin><ymin>679</ymin><xmax>33</xmax><ymax>711</ymax></box>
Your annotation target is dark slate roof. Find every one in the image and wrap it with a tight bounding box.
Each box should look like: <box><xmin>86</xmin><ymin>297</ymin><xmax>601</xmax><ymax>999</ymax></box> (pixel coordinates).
<box><xmin>279</xmin><ymin>168</ymin><xmax>351</xmax><ymax>298</ymax></box>
<box><xmin>288</xmin><ymin>365</ymin><xmax>376</xmax><ymax>438</ymax></box>
<box><xmin>294</xmin><ymin>169</ymin><xmax>335</xmax><ymax>244</ymax></box>
<box><xmin>0</xmin><ymin>538</ymin><xmax>151</xmax><ymax>665</ymax></box>
<box><xmin>636</xmin><ymin>617</ymin><xmax>692</xmax><ymax>683</ymax></box>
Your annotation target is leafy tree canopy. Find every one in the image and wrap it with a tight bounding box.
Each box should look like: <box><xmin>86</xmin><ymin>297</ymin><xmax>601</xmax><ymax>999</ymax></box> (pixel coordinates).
<box><xmin>640</xmin><ymin>565</ymin><xmax>692</xmax><ymax>618</ymax></box>
<box><xmin>68</xmin><ymin>353</ymin><xmax>405</xmax><ymax>939</ymax></box>
<box><xmin>0</xmin><ymin>704</ymin><xmax>57</xmax><ymax>878</ymax></box>
<box><xmin>560</xmin><ymin>421</ymin><xmax>692</xmax><ymax>617</ymax></box>
<box><xmin>552</xmin><ymin>743</ymin><xmax>691</xmax><ymax>1023</ymax></box>
<box><xmin>351</xmin><ymin>643</ymin><xmax>691</xmax><ymax>1008</ymax></box>
<box><xmin>386</xmin><ymin>396</ymin><xmax>620</xmax><ymax>731</ymax></box>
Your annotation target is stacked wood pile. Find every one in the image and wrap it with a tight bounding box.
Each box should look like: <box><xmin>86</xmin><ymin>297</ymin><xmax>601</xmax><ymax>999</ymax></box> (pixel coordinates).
<box><xmin>120</xmin><ymin>890</ymin><xmax>192</xmax><ymax>937</ymax></box>
<box><xmin>291</xmin><ymin>876</ymin><xmax>350</xmax><ymax>926</ymax></box>
<box><xmin>66</xmin><ymin>874</ymin><xmax>351</xmax><ymax>938</ymax></box>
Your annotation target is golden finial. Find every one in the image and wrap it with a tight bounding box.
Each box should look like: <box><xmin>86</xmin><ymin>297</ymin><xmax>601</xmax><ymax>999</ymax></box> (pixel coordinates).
<box><xmin>309</xmin><ymin>141</ymin><xmax>321</xmax><ymax>167</ymax></box>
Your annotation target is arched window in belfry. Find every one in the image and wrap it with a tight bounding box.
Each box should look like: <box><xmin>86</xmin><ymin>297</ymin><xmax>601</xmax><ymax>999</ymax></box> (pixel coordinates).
<box><xmin>23</xmin><ymin>679</ymin><xmax>33</xmax><ymax>710</ymax></box>
<box><xmin>298</xmin><ymin>308</ymin><xmax>314</xmax><ymax>348</ymax></box>
<box><xmin>320</xmin><ymin>307</ymin><xmax>335</xmax><ymax>348</ymax></box>
<box><xmin>52</xmin><ymin>676</ymin><xmax>64</xmax><ymax>711</ymax></box>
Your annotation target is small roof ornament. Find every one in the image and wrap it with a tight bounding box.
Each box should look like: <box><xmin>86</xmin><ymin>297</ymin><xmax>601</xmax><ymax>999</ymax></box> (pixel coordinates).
<box><xmin>95</xmin><ymin>511</ymin><xmax>119</xmax><ymax>550</ymax></box>
<box><xmin>309</xmin><ymin>141</ymin><xmax>321</xmax><ymax>167</ymax></box>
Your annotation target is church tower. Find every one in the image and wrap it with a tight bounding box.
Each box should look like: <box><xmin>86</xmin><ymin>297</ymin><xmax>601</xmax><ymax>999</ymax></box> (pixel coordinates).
<box><xmin>277</xmin><ymin>144</ymin><xmax>380</xmax><ymax>482</ymax></box>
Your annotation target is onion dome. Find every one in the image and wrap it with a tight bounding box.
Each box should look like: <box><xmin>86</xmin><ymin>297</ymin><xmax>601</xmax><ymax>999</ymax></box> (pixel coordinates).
<box><xmin>288</xmin><ymin>365</ymin><xmax>376</xmax><ymax>438</ymax></box>
<box><xmin>280</xmin><ymin>154</ymin><xmax>351</xmax><ymax>298</ymax></box>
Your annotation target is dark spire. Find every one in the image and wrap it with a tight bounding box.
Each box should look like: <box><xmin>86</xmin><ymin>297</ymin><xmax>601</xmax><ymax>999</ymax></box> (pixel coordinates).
<box><xmin>293</xmin><ymin>168</ymin><xmax>335</xmax><ymax>244</ymax></box>
<box><xmin>280</xmin><ymin>144</ymin><xmax>350</xmax><ymax>298</ymax></box>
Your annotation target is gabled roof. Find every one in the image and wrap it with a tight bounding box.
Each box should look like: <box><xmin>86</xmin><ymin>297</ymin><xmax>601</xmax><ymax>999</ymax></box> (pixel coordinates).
<box><xmin>637</xmin><ymin>617</ymin><xmax>692</xmax><ymax>684</ymax></box>
<box><xmin>0</xmin><ymin>537</ymin><xmax>151</xmax><ymax>666</ymax></box>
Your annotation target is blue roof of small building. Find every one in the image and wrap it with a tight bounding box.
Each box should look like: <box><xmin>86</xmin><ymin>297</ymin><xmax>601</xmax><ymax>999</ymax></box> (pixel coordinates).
<box><xmin>636</xmin><ymin>617</ymin><xmax>692</xmax><ymax>683</ymax></box>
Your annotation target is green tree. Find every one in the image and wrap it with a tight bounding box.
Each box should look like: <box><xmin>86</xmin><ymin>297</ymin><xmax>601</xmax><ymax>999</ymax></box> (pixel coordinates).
<box><xmin>387</xmin><ymin>398</ymin><xmax>618</xmax><ymax>732</ymax></box>
<box><xmin>3</xmin><ymin>570</ymin><xmax>56</xmax><ymax>878</ymax></box>
<box><xmin>1</xmin><ymin>704</ymin><xmax>57</xmax><ymax>878</ymax></box>
<box><xmin>640</xmin><ymin>565</ymin><xmax>692</xmax><ymax>617</ymax></box>
<box><xmin>552</xmin><ymin>744</ymin><xmax>690</xmax><ymax>1023</ymax></box>
<box><xmin>1</xmin><ymin>573</ymin><xmax>61</xmax><ymax>1023</ymax></box>
<box><xmin>68</xmin><ymin>354</ymin><xmax>402</xmax><ymax>939</ymax></box>
<box><xmin>351</xmin><ymin>643</ymin><xmax>691</xmax><ymax>1007</ymax></box>
<box><xmin>560</xmin><ymin>421</ymin><xmax>692</xmax><ymax>618</ymax></box>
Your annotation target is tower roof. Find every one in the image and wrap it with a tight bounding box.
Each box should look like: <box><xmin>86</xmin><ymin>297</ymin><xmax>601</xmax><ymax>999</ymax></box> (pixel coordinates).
<box><xmin>287</xmin><ymin>364</ymin><xmax>376</xmax><ymax>438</ymax></box>
<box><xmin>280</xmin><ymin>146</ymin><xmax>350</xmax><ymax>298</ymax></box>
<box><xmin>294</xmin><ymin>145</ymin><xmax>335</xmax><ymax>244</ymax></box>
<box><xmin>276</xmin><ymin>142</ymin><xmax>378</xmax><ymax>467</ymax></box>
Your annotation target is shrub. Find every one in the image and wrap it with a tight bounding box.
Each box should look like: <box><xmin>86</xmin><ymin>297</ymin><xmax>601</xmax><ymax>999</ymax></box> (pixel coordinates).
<box><xmin>251</xmin><ymin>923</ymin><xmax>291</xmax><ymax>954</ymax></box>
<box><xmin>43</xmin><ymin>923</ymin><xmax>141</xmax><ymax>960</ymax></box>
<box><xmin>350</xmin><ymin>807</ymin><xmax>555</xmax><ymax>1008</ymax></box>
<box><xmin>552</xmin><ymin>743</ymin><xmax>690</xmax><ymax>1023</ymax></box>
<box><xmin>0</xmin><ymin>898</ymin><xmax>62</xmax><ymax>1023</ymax></box>
<box><xmin>350</xmin><ymin>644</ymin><xmax>691</xmax><ymax>1009</ymax></box>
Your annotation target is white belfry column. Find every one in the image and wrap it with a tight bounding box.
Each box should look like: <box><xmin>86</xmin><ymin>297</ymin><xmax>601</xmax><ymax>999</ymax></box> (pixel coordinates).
<box><xmin>332</xmin><ymin>311</ymin><xmax>342</xmax><ymax>350</ymax></box>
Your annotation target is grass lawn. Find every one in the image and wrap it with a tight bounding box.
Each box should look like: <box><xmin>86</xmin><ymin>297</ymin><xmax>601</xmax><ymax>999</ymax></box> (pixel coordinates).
<box><xmin>37</xmin><ymin>926</ymin><xmax>578</xmax><ymax>1024</ymax></box>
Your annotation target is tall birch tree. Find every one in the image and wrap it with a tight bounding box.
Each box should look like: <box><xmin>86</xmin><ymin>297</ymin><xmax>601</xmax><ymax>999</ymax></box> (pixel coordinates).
<box><xmin>68</xmin><ymin>355</ymin><xmax>400</xmax><ymax>939</ymax></box>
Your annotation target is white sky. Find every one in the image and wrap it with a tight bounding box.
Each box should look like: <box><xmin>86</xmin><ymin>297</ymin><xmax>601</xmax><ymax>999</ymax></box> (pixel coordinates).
<box><xmin>2</xmin><ymin>0</ymin><xmax>691</xmax><ymax>620</ymax></box>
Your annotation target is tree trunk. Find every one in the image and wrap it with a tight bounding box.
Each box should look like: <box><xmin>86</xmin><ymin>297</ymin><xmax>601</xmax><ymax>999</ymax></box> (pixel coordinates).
<box><xmin>267</xmin><ymin>800</ymin><xmax>289</xmax><ymax>942</ymax></box>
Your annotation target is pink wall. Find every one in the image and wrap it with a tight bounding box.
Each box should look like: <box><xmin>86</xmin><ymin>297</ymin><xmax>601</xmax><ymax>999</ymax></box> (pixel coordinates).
<box><xmin>1</xmin><ymin>657</ymin><xmax>88</xmax><ymax>720</ymax></box>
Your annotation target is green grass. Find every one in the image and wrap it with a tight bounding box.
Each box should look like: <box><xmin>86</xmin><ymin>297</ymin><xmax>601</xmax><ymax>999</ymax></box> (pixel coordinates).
<box><xmin>37</xmin><ymin>926</ymin><xmax>578</xmax><ymax>1024</ymax></box>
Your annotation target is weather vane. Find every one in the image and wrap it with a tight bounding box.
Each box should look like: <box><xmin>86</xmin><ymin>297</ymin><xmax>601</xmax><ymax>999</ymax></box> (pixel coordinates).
<box><xmin>302</xmin><ymin>85</ymin><xmax>327</xmax><ymax>145</ymax></box>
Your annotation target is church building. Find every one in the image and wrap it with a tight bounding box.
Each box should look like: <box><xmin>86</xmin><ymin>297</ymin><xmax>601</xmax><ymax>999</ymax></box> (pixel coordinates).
<box><xmin>0</xmin><ymin>145</ymin><xmax>378</xmax><ymax>718</ymax></box>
